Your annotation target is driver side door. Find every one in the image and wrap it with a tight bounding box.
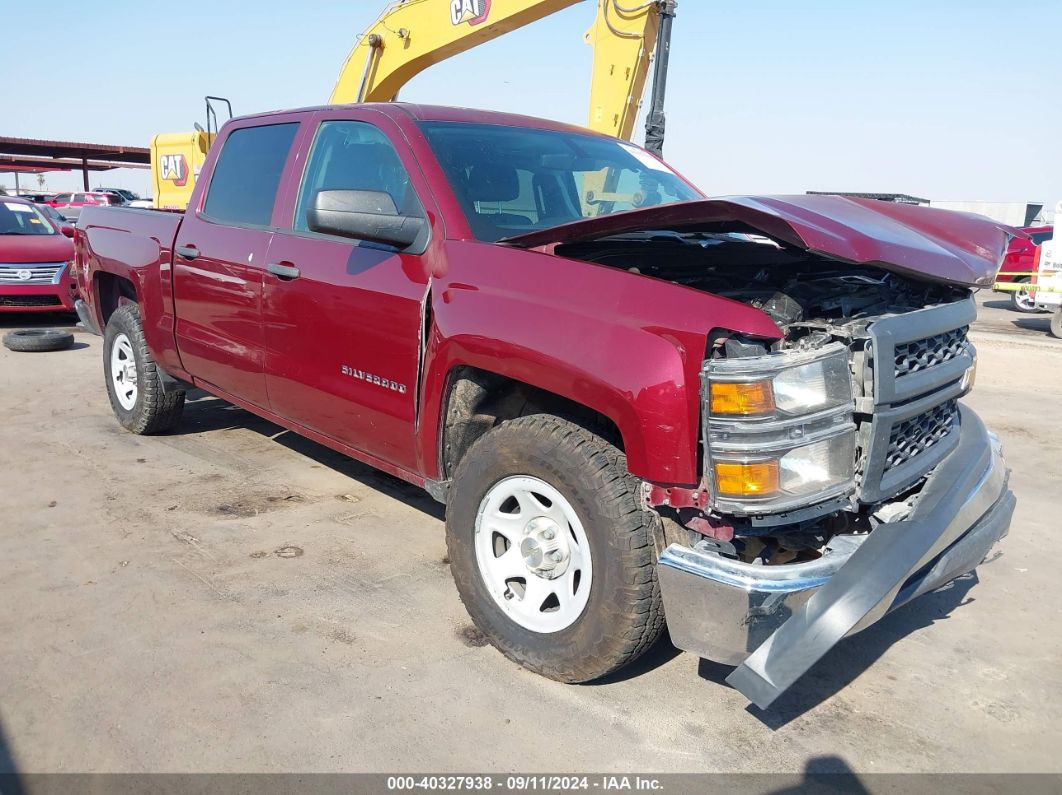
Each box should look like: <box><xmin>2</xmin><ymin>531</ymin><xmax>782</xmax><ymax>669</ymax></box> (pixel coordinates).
<box><xmin>261</xmin><ymin>112</ymin><xmax>433</xmax><ymax>472</ymax></box>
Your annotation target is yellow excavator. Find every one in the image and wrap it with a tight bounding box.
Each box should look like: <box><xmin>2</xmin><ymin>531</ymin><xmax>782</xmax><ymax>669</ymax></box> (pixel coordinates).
<box><xmin>150</xmin><ymin>0</ymin><xmax>677</xmax><ymax>209</ymax></box>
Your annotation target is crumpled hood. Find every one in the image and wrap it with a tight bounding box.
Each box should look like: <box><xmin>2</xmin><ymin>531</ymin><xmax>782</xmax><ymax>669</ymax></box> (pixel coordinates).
<box><xmin>504</xmin><ymin>195</ymin><xmax>1016</xmax><ymax>288</ymax></box>
<box><xmin>0</xmin><ymin>233</ymin><xmax>74</xmax><ymax>264</ymax></box>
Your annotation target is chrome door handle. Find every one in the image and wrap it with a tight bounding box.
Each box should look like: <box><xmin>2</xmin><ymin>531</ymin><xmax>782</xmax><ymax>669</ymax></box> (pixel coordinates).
<box><xmin>266</xmin><ymin>262</ymin><xmax>301</xmax><ymax>280</ymax></box>
<box><xmin>175</xmin><ymin>244</ymin><xmax>199</xmax><ymax>260</ymax></box>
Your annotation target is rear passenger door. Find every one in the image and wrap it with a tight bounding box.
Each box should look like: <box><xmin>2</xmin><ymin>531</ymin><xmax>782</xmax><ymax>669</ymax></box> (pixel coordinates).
<box><xmin>261</xmin><ymin>112</ymin><xmax>433</xmax><ymax>471</ymax></box>
<box><xmin>173</xmin><ymin>119</ymin><xmax>301</xmax><ymax>408</ymax></box>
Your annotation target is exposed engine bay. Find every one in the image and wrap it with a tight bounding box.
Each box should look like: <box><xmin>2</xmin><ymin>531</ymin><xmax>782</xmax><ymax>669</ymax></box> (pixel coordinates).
<box><xmin>555</xmin><ymin>232</ymin><xmax>968</xmax><ymax>347</ymax></box>
<box><xmin>556</xmin><ymin>232</ymin><xmax>976</xmax><ymax>566</ymax></box>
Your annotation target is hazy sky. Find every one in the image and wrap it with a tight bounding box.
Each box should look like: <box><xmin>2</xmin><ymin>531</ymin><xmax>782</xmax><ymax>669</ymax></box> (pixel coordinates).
<box><xmin>2</xmin><ymin>0</ymin><xmax>1058</xmax><ymax>213</ymax></box>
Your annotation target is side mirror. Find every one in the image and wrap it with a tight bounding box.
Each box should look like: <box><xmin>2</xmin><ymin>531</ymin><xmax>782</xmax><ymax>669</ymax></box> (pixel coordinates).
<box><xmin>307</xmin><ymin>189</ymin><xmax>424</xmax><ymax>249</ymax></box>
<box><xmin>60</xmin><ymin>225</ymin><xmax>75</xmax><ymax>238</ymax></box>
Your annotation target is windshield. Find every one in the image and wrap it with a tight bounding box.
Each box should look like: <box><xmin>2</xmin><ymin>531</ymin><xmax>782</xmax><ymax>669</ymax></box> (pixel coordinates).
<box><xmin>420</xmin><ymin>121</ymin><xmax>701</xmax><ymax>242</ymax></box>
<box><xmin>0</xmin><ymin>200</ymin><xmax>57</xmax><ymax>235</ymax></box>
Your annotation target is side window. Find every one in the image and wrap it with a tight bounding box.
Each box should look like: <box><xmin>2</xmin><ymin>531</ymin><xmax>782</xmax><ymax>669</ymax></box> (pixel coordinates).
<box><xmin>54</xmin><ymin>194</ymin><xmax>71</xmax><ymax>203</ymax></box>
<box><xmin>203</xmin><ymin>123</ymin><xmax>299</xmax><ymax>227</ymax></box>
<box><xmin>73</xmin><ymin>193</ymin><xmax>87</xmax><ymax>203</ymax></box>
<box><xmin>293</xmin><ymin>120</ymin><xmax>417</xmax><ymax>233</ymax></box>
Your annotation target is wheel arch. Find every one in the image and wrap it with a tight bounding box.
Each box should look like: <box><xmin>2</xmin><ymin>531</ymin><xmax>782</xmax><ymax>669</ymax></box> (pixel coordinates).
<box><xmin>94</xmin><ymin>271</ymin><xmax>139</xmax><ymax>328</ymax></box>
<box><xmin>437</xmin><ymin>365</ymin><xmax>627</xmax><ymax>482</ymax></box>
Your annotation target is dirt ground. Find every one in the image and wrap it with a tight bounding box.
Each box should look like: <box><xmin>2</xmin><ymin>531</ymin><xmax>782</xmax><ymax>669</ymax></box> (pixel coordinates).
<box><xmin>1</xmin><ymin>292</ymin><xmax>1060</xmax><ymax>775</ymax></box>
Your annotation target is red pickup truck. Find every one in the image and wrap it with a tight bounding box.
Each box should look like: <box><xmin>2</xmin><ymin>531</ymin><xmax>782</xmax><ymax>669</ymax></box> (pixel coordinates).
<box><xmin>74</xmin><ymin>103</ymin><xmax>1016</xmax><ymax>708</ymax></box>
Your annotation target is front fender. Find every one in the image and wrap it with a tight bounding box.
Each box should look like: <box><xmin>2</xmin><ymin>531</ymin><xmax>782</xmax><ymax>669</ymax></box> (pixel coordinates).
<box><xmin>418</xmin><ymin>242</ymin><xmax>781</xmax><ymax>485</ymax></box>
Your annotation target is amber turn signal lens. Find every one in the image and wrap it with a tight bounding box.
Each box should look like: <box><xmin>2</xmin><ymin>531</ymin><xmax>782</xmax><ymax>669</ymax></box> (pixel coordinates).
<box><xmin>709</xmin><ymin>380</ymin><xmax>775</xmax><ymax>415</ymax></box>
<box><xmin>714</xmin><ymin>461</ymin><xmax>780</xmax><ymax>496</ymax></box>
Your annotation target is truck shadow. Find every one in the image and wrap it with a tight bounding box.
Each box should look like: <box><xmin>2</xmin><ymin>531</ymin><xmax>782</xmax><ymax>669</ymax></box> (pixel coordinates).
<box><xmin>1009</xmin><ymin>317</ymin><xmax>1054</xmax><ymax>336</ymax></box>
<box><xmin>175</xmin><ymin>392</ymin><xmax>444</xmax><ymax>521</ymax></box>
<box><xmin>980</xmin><ymin>299</ymin><xmax>1014</xmax><ymax>311</ymax></box>
<box><xmin>697</xmin><ymin>572</ymin><xmax>979</xmax><ymax>727</ymax></box>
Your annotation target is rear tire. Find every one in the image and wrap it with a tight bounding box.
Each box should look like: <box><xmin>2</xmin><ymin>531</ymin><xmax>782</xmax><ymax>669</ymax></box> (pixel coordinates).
<box><xmin>1050</xmin><ymin>309</ymin><xmax>1062</xmax><ymax>340</ymax></box>
<box><xmin>445</xmin><ymin>415</ymin><xmax>665</xmax><ymax>683</ymax></box>
<box><xmin>103</xmin><ymin>303</ymin><xmax>185</xmax><ymax>434</ymax></box>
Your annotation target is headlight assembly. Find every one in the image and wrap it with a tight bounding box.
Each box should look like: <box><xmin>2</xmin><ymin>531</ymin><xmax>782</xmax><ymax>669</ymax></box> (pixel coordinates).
<box><xmin>703</xmin><ymin>343</ymin><xmax>857</xmax><ymax>515</ymax></box>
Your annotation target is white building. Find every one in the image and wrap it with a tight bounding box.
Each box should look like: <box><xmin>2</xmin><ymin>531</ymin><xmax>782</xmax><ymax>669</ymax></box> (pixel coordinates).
<box><xmin>928</xmin><ymin>201</ymin><xmax>1047</xmax><ymax>227</ymax></box>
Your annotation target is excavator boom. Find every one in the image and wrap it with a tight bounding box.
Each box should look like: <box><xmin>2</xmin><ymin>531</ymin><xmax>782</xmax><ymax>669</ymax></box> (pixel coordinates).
<box><xmin>331</xmin><ymin>1</ymin><xmax>582</xmax><ymax>104</ymax></box>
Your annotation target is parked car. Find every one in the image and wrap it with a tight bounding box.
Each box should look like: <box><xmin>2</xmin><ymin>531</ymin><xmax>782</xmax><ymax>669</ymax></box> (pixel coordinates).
<box><xmin>74</xmin><ymin>103</ymin><xmax>1014</xmax><ymax>709</ymax></box>
<box><xmin>92</xmin><ymin>189</ymin><xmax>129</xmax><ymax>206</ymax></box>
<box><xmin>995</xmin><ymin>225</ymin><xmax>1053</xmax><ymax>312</ymax></box>
<box><xmin>0</xmin><ymin>196</ymin><xmax>76</xmax><ymax>313</ymax></box>
<box><xmin>46</xmin><ymin>191</ymin><xmax>121</xmax><ymax>221</ymax></box>
<box><xmin>16</xmin><ymin>192</ymin><xmax>55</xmax><ymax>203</ymax></box>
<box><xmin>94</xmin><ymin>187</ymin><xmax>141</xmax><ymax>203</ymax></box>
<box><xmin>36</xmin><ymin>203</ymin><xmax>67</xmax><ymax>227</ymax></box>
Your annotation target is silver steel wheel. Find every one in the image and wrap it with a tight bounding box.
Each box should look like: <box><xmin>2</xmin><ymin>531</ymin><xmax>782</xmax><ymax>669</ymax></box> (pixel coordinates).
<box><xmin>1013</xmin><ymin>285</ymin><xmax>1037</xmax><ymax>312</ymax></box>
<box><xmin>474</xmin><ymin>475</ymin><xmax>593</xmax><ymax>634</ymax></box>
<box><xmin>110</xmin><ymin>332</ymin><xmax>138</xmax><ymax>411</ymax></box>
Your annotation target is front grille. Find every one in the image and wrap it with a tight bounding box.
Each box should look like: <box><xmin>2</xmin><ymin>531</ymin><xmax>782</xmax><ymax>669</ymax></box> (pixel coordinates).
<box><xmin>893</xmin><ymin>326</ymin><xmax>969</xmax><ymax>378</ymax></box>
<box><xmin>0</xmin><ymin>295</ymin><xmax>62</xmax><ymax>307</ymax></box>
<box><xmin>856</xmin><ymin>298</ymin><xmax>975</xmax><ymax>503</ymax></box>
<box><xmin>885</xmin><ymin>399</ymin><xmax>959</xmax><ymax>469</ymax></box>
<box><xmin>0</xmin><ymin>263</ymin><xmax>66</xmax><ymax>285</ymax></box>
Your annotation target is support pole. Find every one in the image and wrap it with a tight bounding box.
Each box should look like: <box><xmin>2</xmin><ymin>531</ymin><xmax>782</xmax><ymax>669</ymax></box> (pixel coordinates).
<box><xmin>82</xmin><ymin>158</ymin><xmax>89</xmax><ymax>191</ymax></box>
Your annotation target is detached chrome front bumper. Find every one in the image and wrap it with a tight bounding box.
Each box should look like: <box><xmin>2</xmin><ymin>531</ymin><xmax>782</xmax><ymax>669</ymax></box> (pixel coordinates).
<box><xmin>658</xmin><ymin>405</ymin><xmax>1014</xmax><ymax>709</ymax></box>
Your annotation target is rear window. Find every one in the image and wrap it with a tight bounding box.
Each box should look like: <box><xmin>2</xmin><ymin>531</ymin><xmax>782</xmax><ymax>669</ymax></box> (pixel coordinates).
<box><xmin>203</xmin><ymin>123</ymin><xmax>299</xmax><ymax>227</ymax></box>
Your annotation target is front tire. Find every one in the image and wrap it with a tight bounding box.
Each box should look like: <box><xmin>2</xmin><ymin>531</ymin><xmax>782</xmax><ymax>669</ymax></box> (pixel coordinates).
<box><xmin>103</xmin><ymin>303</ymin><xmax>185</xmax><ymax>434</ymax></box>
<box><xmin>445</xmin><ymin>415</ymin><xmax>665</xmax><ymax>683</ymax></box>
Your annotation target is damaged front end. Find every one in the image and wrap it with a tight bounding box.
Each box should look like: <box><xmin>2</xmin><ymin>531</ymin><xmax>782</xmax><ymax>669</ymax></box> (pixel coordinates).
<box><xmin>673</xmin><ymin>286</ymin><xmax>1017</xmax><ymax>707</ymax></box>
<box><xmin>511</xmin><ymin>195</ymin><xmax>1017</xmax><ymax>708</ymax></box>
<box><xmin>656</xmin><ymin>275</ymin><xmax>1014</xmax><ymax>709</ymax></box>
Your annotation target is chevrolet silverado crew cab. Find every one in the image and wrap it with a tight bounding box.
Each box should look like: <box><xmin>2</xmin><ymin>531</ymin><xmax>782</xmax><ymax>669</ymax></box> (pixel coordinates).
<box><xmin>74</xmin><ymin>103</ymin><xmax>1015</xmax><ymax>708</ymax></box>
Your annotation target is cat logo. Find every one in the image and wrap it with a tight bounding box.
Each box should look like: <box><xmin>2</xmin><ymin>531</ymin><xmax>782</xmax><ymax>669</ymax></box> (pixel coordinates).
<box><xmin>450</xmin><ymin>0</ymin><xmax>490</xmax><ymax>26</ymax></box>
<box><xmin>159</xmin><ymin>154</ymin><xmax>189</xmax><ymax>187</ymax></box>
